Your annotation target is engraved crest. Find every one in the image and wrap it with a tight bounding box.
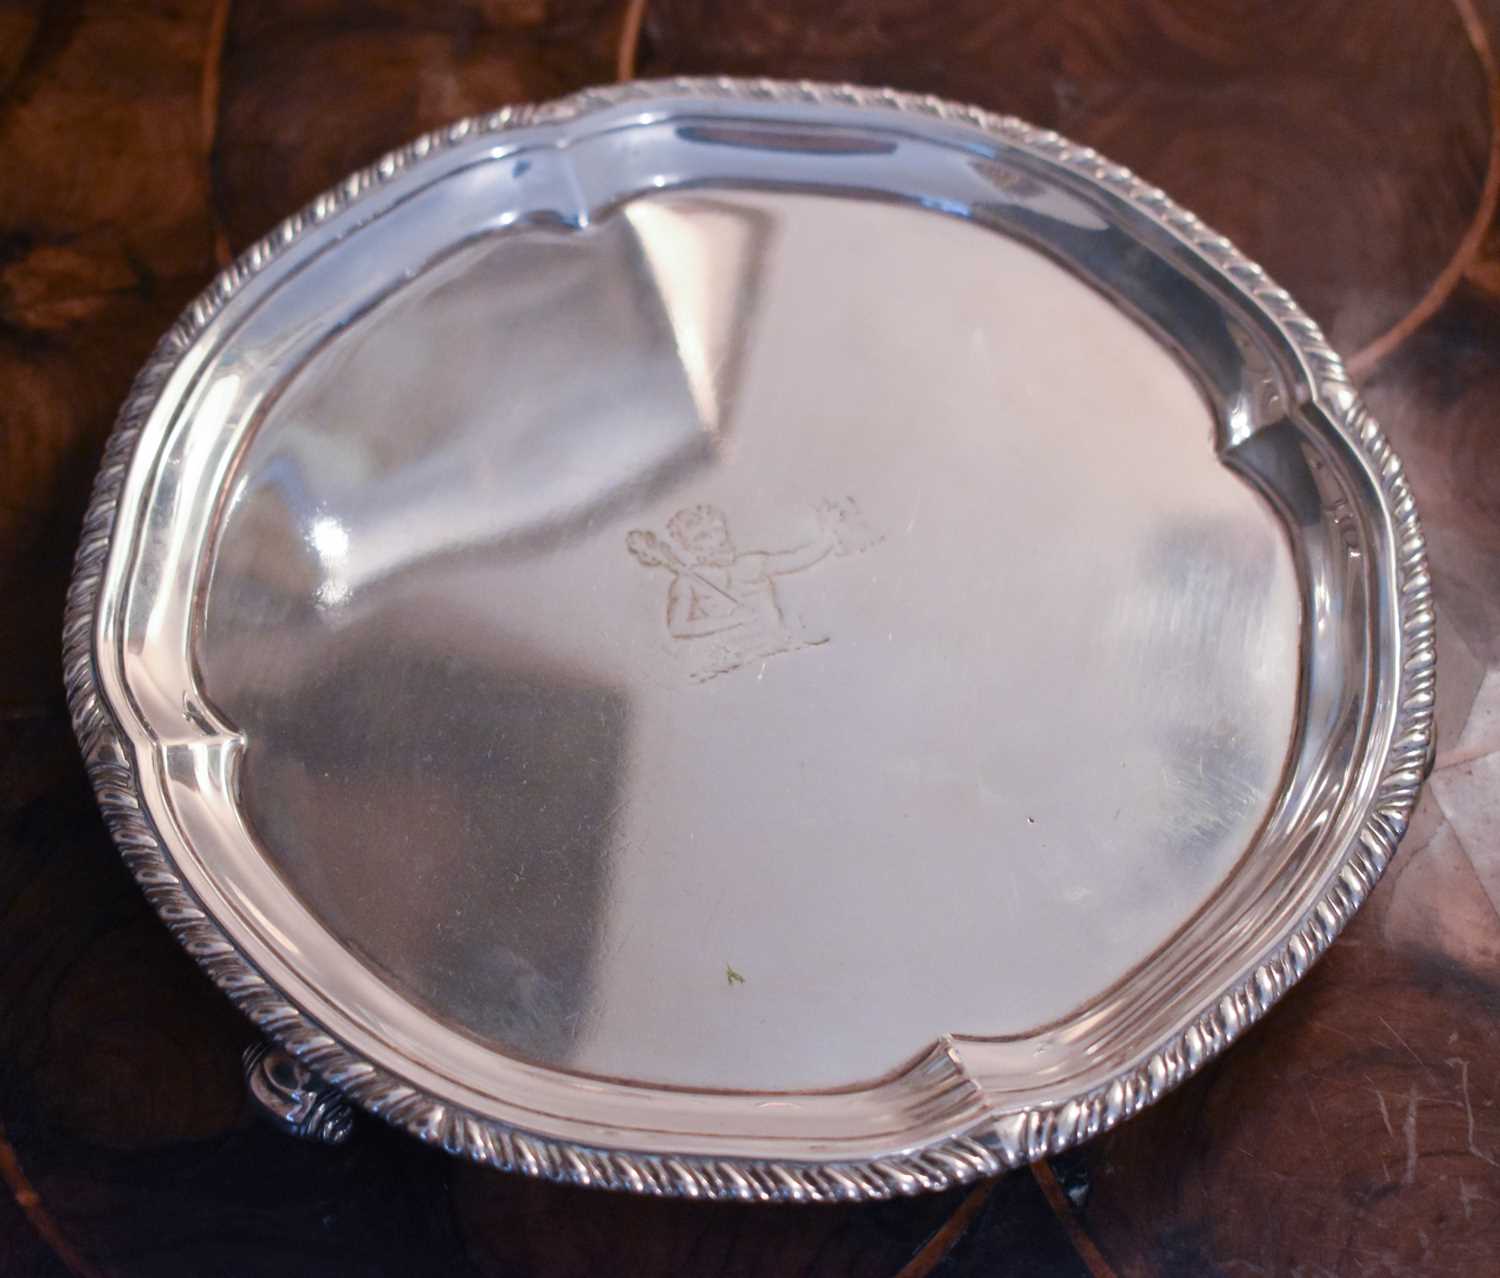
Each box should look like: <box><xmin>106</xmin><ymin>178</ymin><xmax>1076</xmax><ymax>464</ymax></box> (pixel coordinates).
<box><xmin>627</xmin><ymin>498</ymin><xmax>880</xmax><ymax>682</ymax></box>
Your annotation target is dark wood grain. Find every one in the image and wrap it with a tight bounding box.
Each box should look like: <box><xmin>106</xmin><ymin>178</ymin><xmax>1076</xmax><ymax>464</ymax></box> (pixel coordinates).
<box><xmin>0</xmin><ymin>0</ymin><xmax>219</xmax><ymax>714</ymax></box>
<box><xmin>213</xmin><ymin>0</ymin><xmax>623</xmax><ymax>251</ymax></box>
<box><xmin>4</xmin><ymin>2</ymin><xmax>1500</xmax><ymax>1274</ymax></box>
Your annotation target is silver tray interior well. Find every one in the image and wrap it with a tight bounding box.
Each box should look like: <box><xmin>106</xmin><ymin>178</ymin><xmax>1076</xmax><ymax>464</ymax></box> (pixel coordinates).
<box><xmin>68</xmin><ymin>80</ymin><xmax>1433</xmax><ymax>1200</ymax></box>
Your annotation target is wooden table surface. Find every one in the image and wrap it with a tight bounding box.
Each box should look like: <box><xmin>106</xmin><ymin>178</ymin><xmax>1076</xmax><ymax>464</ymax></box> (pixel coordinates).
<box><xmin>4</xmin><ymin>2</ymin><xmax>1500</xmax><ymax>1274</ymax></box>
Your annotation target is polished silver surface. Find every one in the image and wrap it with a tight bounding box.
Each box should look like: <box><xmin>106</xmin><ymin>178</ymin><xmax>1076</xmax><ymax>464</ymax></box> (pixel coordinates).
<box><xmin>67</xmin><ymin>79</ymin><xmax>1433</xmax><ymax>1200</ymax></box>
<box><xmin>205</xmin><ymin>187</ymin><xmax>1304</xmax><ymax>1090</ymax></box>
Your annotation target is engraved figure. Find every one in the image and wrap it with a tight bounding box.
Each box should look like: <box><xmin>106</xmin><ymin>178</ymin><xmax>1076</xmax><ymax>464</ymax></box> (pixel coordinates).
<box><xmin>627</xmin><ymin>498</ymin><xmax>879</xmax><ymax>682</ymax></box>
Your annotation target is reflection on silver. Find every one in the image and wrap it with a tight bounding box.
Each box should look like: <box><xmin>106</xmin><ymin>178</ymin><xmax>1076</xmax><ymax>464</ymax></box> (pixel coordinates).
<box><xmin>66</xmin><ymin>79</ymin><xmax>1433</xmax><ymax>1200</ymax></box>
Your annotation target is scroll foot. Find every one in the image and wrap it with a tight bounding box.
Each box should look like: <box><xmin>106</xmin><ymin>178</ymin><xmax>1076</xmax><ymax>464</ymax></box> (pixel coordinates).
<box><xmin>243</xmin><ymin>1042</ymin><xmax>354</xmax><ymax>1144</ymax></box>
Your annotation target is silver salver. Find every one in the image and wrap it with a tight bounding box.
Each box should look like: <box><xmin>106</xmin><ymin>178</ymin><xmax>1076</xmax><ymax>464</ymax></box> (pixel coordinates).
<box><xmin>65</xmin><ymin>79</ymin><xmax>1434</xmax><ymax>1202</ymax></box>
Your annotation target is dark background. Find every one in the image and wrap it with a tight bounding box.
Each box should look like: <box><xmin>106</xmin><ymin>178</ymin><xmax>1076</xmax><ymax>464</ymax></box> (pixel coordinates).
<box><xmin>4</xmin><ymin>2</ymin><xmax>1500</xmax><ymax>1274</ymax></box>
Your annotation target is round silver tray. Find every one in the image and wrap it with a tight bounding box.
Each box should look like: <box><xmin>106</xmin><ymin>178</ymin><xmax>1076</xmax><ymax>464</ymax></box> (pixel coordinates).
<box><xmin>66</xmin><ymin>78</ymin><xmax>1434</xmax><ymax>1201</ymax></box>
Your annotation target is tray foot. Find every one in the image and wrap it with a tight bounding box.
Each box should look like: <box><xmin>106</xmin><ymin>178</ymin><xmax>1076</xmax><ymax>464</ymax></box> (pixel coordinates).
<box><xmin>243</xmin><ymin>1042</ymin><xmax>354</xmax><ymax>1144</ymax></box>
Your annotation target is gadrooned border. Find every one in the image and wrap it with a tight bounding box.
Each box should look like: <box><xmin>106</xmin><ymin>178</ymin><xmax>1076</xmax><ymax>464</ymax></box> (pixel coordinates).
<box><xmin>62</xmin><ymin>77</ymin><xmax>1435</xmax><ymax>1202</ymax></box>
